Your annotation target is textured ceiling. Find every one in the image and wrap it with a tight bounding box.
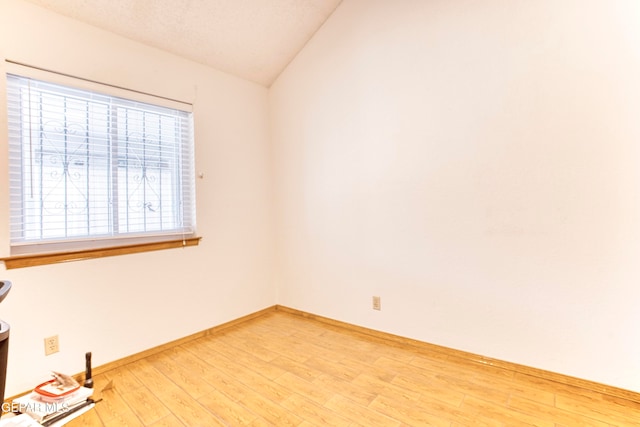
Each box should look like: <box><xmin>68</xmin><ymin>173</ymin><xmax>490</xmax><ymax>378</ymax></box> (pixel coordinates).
<box><xmin>22</xmin><ymin>0</ymin><xmax>343</xmax><ymax>87</ymax></box>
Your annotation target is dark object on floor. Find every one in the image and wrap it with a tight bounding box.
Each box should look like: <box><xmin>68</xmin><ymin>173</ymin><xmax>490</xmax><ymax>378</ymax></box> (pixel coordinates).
<box><xmin>84</xmin><ymin>352</ymin><xmax>93</xmax><ymax>389</ymax></box>
<box><xmin>0</xmin><ymin>280</ymin><xmax>11</xmax><ymax>406</ymax></box>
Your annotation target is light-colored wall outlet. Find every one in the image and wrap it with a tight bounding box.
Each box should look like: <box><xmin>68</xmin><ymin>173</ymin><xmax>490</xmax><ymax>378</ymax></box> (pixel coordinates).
<box><xmin>373</xmin><ymin>296</ymin><xmax>381</xmax><ymax>311</ymax></box>
<box><xmin>44</xmin><ymin>335</ymin><xmax>59</xmax><ymax>356</ymax></box>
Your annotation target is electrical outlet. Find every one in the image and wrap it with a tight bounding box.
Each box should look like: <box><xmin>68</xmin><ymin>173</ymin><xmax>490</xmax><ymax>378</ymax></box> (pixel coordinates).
<box><xmin>372</xmin><ymin>296</ymin><xmax>381</xmax><ymax>311</ymax></box>
<box><xmin>44</xmin><ymin>335</ymin><xmax>59</xmax><ymax>356</ymax></box>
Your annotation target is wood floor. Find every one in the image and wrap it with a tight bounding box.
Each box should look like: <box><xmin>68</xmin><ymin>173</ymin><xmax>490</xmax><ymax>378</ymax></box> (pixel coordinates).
<box><xmin>55</xmin><ymin>310</ymin><xmax>640</xmax><ymax>426</ymax></box>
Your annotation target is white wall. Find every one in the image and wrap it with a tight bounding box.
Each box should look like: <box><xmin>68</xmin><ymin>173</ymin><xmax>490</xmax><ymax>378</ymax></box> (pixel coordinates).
<box><xmin>0</xmin><ymin>0</ymin><xmax>274</xmax><ymax>396</ymax></box>
<box><xmin>270</xmin><ymin>0</ymin><xmax>640</xmax><ymax>392</ymax></box>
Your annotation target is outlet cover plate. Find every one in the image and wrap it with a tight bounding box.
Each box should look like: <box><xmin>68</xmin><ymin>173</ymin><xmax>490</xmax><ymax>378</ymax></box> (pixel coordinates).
<box><xmin>44</xmin><ymin>335</ymin><xmax>59</xmax><ymax>356</ymax></box>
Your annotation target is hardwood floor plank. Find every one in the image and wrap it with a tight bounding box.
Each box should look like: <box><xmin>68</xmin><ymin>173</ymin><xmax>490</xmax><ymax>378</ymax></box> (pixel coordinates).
<box><xmin>206</xmin><ymin>339</ymin><xmax>288</xmax><ymax>381</ymax></box>
<box><xmin>126</xmin><ymin>359</ymin><xmax>179</xmax><ymax>395</ymax></box>
<box><xmin>199</xmin><ymin>365</ymin><xmax>255</xmax><ymax>403</ymax></box>
<box><xmin>368</xmin><ymin>394</ymin><xmax>451</xmax><ymax>427</ymax></box>
<box><xmin>303</xmin><ymin>356</ymin><xmax>361</xmax><ymax>381</ymax></box>
<box><xmin>411</xmin><ymin>395</ymin><xmax>483</xmax><ymax>426</ymax></box>
<box><xmin>93</xmin><ymin>389</ymin><xmax>134</xmax><ymax>424</ymax></box>
<box><xmin>352</xmin><ymin>373</ymin><xmax>421</xmax><ymax>403</ymax></box>
<box><xmin>180</xmin><ymin>337</ymin><xmax>222</xmax><ymax>361</ymax></box>
<box><xmin>280</xmin><ymin>393</ymin><xmax>351</xmax><ymax>426</ymax></box>
<box><xmin>461</xmin><ymin>395</ymin><xmax>554</xmax><ymax>427</ymax></box>
<box><xmin>236</xmin><ymin>391</ymin><xmax>301</xmax><ymax>426</ymax></box>
<box><xmin>146</xmin><ymin>414</ymin><xmax>186</xmax><ymax>427</ymax></box>
<box><xmin>65</xmin><ymin>406</ymin><xmax>105</xmax><ymax>427</ymax></box>
<box><xmin>554</xmin><ymin>393</ymin><xmax>640</xmax><ymax>426</ymax></box>
<box><xmin>120</xmin><ymin>387</ymin><xmax>171</xmax><ymax>425</ymax></box>
<box><xmin>214</xmin><ymin>331</ymin><xmax>278</xmax><ymax>363</ymax></box>
<box><xmin>212</xmin><ymin>357</ymin><xmax>293</xmax><ymax>403</ymax></box>
<box><xmin>153</xmin><ymin>384</ymin><xmax>227</xmax><ymax>426</ymax></box>
<box><xmin>270</xmin><ymin>355</ymin><xmax>325</xmax><ymax>382</ymax></box>
<box><xmin>312</xmin><ymin>373</ymin><xmax>378</xmax><ymax>407</ymax></box>
<box><xmin>451</xmin><ymin>415</ymin><xmax>503</xmax><ymax>427</ymax></box>
<box><xmin>274</xmin><ymin>371</ymin><xmax>334</xmax><ymax>405</ymax></box>
<box><xmin>198</xmin><ymin>389</ymin><xmax>258</xmax><ymax>425</ymax></box>
<box><xmin>507</xmin><ymin>395</ymin><xmax>612</xmax><ymax>427</ymax></box>
<box><xmin>338</xmin><ymin>356</ymin><xmax>397</xmax><ymax>383</ymax></box>
<box><xmin>145</xmin><ymin>352</ymin><xmax>216</xmax><ymax>400</ymax></box>
<box><xmin>391</xmin><ymin>372</ymin><xmax>465</xmax><ymax>407</ymax></box>
<box><xmin>324</xmin><ymin>394</ymin><xmax>401</xmax><ymax>427</ymax></box>
<box><xmin>102</xmin><ymin>366</ymin><xmax>143</xmax><ymax>393</ymax></box>
<box><xmin>102</xmin><ymin>408</ymin><xmax>144</xmax><ymax>427</ymax></box>
<box><xmin>435</xmin><ymin>372</ymin><xmax>511</xmax><ymax>406</ymax></box>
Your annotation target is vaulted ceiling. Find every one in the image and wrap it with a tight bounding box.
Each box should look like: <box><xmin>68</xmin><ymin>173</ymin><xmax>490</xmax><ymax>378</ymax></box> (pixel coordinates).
<box><xmin>22</xmin><ymin>0</ymin><xmax>343</xmax><ymax>87</ymax></box>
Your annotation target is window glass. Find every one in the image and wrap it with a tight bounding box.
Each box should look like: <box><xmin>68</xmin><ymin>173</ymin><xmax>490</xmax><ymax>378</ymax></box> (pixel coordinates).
<box><xmin>6</xmin><ymin>74</ymin><xmax>196</xmax><ymax>255</ymax></box>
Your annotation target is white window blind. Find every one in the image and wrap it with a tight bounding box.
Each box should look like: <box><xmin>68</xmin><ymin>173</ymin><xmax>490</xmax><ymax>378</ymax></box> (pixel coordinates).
<box><xmin>6</xmin><ymin>73</ymin><xmax>196</xmax><ymax>255</ymax></box>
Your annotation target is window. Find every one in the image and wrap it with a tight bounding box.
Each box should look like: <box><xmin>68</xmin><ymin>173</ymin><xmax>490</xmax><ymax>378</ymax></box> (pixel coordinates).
<box><xmin>5</xmin><ymin>73</ymin><xmax>197</xmax><ymax>262</ymax></box>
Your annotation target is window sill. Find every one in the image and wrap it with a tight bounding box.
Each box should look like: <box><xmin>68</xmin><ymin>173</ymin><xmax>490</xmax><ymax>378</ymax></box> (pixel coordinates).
<box><xmin>0</xmin><ymin>237</ymin><xmax>201</xmax><ymax>269</ymax></box>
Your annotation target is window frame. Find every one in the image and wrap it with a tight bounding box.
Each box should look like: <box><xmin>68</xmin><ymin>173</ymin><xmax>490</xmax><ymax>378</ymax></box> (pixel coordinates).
<box><xmin>1</xmin><ymin>62</ymin><xmax>199</xmax><ymax>269</ymax></box>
